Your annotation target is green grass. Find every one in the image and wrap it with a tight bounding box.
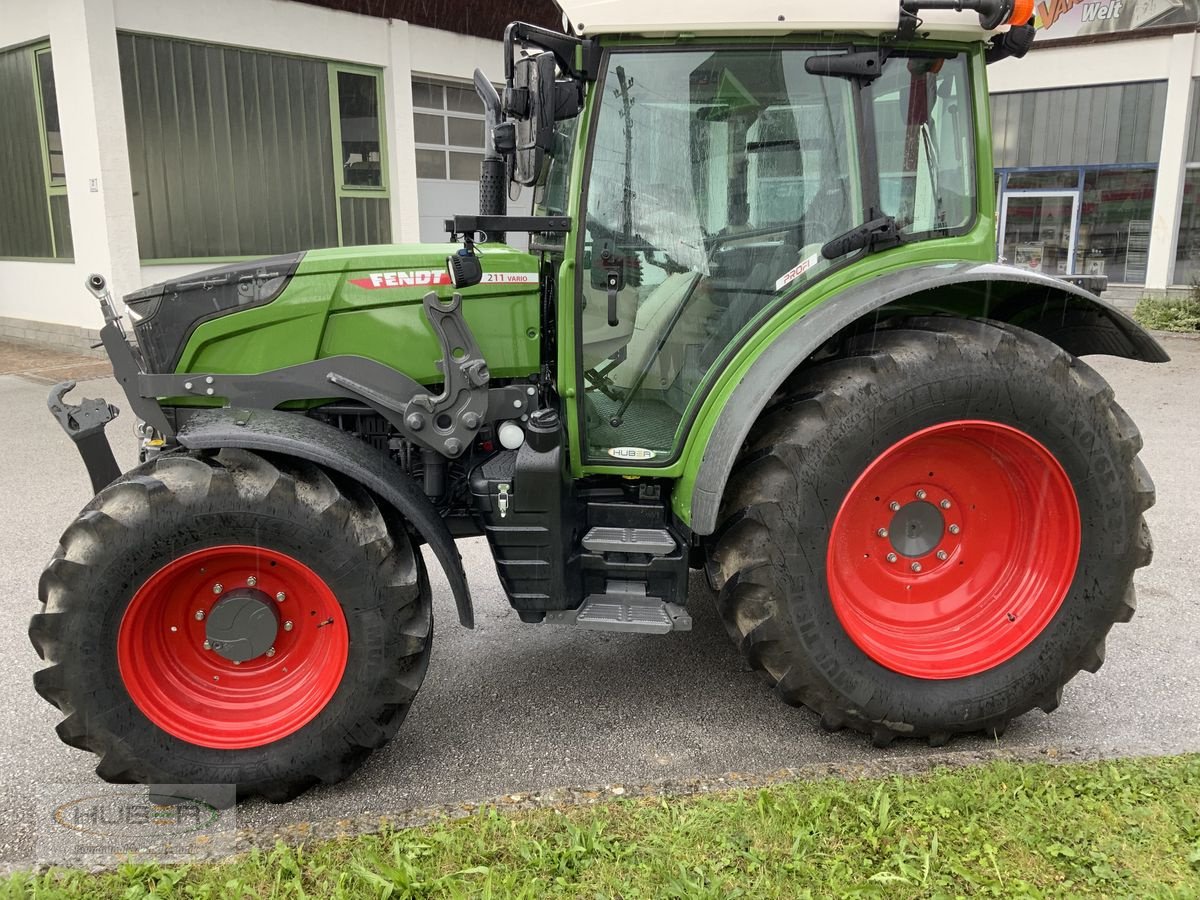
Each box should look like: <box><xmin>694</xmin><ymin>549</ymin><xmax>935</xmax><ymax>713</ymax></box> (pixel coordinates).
<box><xmin>6</xmin><ymin>755</ymin><xmax>1200</xmax><ymax>898</ymax></box>
<box><xmin>1134</xmin><ymin>294</ymin><xmax>1200</xmax><ymax>333</ymax></box>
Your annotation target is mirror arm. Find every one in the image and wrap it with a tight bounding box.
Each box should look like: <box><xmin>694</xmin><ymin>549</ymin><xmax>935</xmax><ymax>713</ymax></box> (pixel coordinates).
<box><xmin>503</xmin><ymin>21</ymin><xmax>601</xmax><ymax>84</ymax></box>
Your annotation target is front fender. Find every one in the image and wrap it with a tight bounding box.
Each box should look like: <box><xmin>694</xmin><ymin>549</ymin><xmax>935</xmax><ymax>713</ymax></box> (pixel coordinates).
<box><xmin>176</xmin><ymin>408</ymin><xmax>475</xmax><ymax>628</ymax></box>
<box><xmin>685</xmin><ymin>261</ymin><xmax>1168</xmax><ymax>536</ymax></box>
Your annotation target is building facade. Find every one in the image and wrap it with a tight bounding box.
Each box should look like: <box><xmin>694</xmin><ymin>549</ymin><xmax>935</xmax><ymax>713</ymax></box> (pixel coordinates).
<box><xmin>989</xmin><ymin>1</ymin><xmax>1200</xmax><ymax>300</ymax></box>
<box><xmin>0</xmin><ymin>0</ymin><xmax>554</xmax><ymax>345</ymax></box>
<box><xmin>0</xmin><ymin>0</ymin><xmax>1195</xmax><ymax>346</ymax></box>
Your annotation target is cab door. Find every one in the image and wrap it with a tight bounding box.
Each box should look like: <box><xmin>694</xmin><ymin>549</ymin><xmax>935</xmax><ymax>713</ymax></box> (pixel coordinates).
<box><xmin>573</xmin><ymin>46</ymin><xmax>863</xmax><ymax>467</ymax></box>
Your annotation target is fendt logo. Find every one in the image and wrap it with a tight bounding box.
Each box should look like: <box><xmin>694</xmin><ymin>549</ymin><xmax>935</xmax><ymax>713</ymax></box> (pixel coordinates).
<box><xmin>350</xmin><ymin>270</ymin><xmax>452</xmax><ymax>289</ymax></box>
<box><xmin>349</xmin><ymin>271</ymin><xmax>539</xmax><ymax>290</ymax></box>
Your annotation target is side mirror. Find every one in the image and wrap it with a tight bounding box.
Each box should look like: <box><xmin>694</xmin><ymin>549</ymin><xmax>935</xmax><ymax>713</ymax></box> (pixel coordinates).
<box><xmin>511</xmin><ymin>51</ymin><xmax>557</xmax><ymax>186</ymax></box>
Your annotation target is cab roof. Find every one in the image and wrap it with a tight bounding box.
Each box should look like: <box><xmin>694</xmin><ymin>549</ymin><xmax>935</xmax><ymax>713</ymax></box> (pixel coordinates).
<box><xmin>553</xmin><ymin>0</ymin><xmax>1007</xmax><ymax>41</ymax></box>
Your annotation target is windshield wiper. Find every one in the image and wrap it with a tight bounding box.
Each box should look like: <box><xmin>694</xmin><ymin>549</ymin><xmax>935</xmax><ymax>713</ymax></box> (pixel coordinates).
<box><xmin>821</xmin><ymin>210</ymin><xmax>903</xmax><ymax>260</ymax></box>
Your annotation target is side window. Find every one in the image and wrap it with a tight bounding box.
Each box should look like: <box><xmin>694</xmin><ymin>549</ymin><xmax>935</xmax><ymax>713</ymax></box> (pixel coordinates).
<box><xmin>35</xmin><ymin>48</ymin><xmax>65</xmax><ymax>186</ymax></box>
<box><xmin>870</xmin><ymin>55</ymin><xmax>975</xmax><ymax>236</ymax></box>
<box><xmin>332</xmin><ymin>69</ymin><xmax>385</xmax><ymax>189</ymax></box>
<box><xmin>578</xmin><ymin>50</ymin><xmax>861</xmax><ymax>462</ymax></box>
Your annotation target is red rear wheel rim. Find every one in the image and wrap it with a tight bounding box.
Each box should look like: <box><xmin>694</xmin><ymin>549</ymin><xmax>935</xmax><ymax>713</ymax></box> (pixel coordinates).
<box><xmin>117</xmin><ymin>545</ymin><xmax>349</xmax><ymax>749</ymax></box>
<box><xmin>826</xmin><ymin>420</ymin><xmax>1080</xmax><ymax>679</ymax></box>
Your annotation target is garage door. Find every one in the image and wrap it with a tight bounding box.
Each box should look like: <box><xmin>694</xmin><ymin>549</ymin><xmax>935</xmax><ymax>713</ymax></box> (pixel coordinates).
<box><xmin>412</xmin><ymin>76</ymin><xmax>530</xmax><ymax>247</ymax></box>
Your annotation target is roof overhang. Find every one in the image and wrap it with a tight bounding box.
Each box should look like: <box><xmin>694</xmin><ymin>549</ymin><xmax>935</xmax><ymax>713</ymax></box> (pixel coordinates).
<box><xmin>553</xmin><ymin>0</ymin><xmax>1006</xmax><ymax>41</ymax></box>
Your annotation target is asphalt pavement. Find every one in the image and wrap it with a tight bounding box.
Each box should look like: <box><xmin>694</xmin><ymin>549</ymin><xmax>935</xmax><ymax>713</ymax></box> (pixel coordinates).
<box><xmin>2</xmin><ymin>335</ymin><xmax>1199</xmax><ymax>865</ymax></box>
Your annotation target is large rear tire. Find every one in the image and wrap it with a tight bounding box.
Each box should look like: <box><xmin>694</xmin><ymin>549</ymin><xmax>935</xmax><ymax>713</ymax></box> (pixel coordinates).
<box><xmin>708</xmin><ymin>317</ymin><xmax>1154</xmax><ymax>745</ymax></box>
<box><xmin>30</xmin><ymin>448</ymin><xmax>432</xmax><ymax>801</ymax></box>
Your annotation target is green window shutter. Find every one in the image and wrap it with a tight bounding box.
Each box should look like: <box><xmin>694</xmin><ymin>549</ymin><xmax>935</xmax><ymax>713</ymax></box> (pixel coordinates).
<box><xmin>0</xmin><ymin>43</ymin><xmax>63</xmax><ymax>259</ymax></box>
<box><xmin>118</xmin><ymin>32</ymin><xmax>341</xmax><ymax>260</ymax></box>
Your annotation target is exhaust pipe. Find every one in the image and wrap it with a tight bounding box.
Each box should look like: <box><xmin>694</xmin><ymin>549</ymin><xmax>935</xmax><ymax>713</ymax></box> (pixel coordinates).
<box><xmin>473</xmin><ymin>68</ymin><xmax>507</xmax><ymax>242</ymax></box>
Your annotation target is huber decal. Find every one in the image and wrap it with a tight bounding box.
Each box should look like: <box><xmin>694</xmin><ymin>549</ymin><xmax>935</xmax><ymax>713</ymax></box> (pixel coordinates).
<box><xmin>607</xmin><ymin>447</ymin><xmax>658</xmax><ymax>461</ymax></box>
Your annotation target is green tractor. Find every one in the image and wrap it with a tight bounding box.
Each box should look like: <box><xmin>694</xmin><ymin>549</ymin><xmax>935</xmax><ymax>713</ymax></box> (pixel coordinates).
<box><xmin>33</xmin><ymin>0</ymin><xmax>1166</xmax><ymax>801</ymax></box>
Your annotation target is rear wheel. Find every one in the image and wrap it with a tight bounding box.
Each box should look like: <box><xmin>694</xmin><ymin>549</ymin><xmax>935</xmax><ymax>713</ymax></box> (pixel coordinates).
<box><xmin>709</xmin><ymin>317</ymin><xmax>1154</xmax><ymax>745</ymax></box>
<box><xmin>30</xmin><ymin>449</ymin><xmax>432</xmax><ymax>801</ymax></box>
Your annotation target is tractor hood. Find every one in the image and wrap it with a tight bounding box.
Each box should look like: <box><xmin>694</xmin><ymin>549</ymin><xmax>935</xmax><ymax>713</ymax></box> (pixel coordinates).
<box><xmin>124</xmin><ymin>243</ymin><xmax>542</xmax><ymax>379</ymax></box>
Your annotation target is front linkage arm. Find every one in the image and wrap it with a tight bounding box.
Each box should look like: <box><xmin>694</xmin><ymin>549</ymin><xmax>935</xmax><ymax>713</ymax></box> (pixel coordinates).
<box><xmin>47</xmin><ymin>381</ymin><xmax>121</xmax><ymax>494</ymax></box>
<box><xmin>50</xmin><ymin>276</ymin><xmax>527</xmax><ymax>493</ymax></box>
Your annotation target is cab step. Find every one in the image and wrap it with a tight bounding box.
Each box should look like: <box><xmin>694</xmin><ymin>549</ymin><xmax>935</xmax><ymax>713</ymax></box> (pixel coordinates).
<box><xmin>544</xmin><ymin>580</ymin><xmax>692</xmax><ymax>634</ymax></box>
<box><xmin>582</xmin><ymin>526</ymin><xmax>676</xmax><ymax>556</ymax></box>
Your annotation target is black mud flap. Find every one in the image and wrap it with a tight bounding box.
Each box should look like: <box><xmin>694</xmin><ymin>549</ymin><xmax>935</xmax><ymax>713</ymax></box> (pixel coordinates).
<box><xmin>176</xmin><ymin>408</ymin><xmax>476</xmax><ymax>628</ymax></box>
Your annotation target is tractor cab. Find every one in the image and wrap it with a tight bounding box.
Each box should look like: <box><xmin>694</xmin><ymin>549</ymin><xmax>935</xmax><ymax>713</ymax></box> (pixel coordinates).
<box><xmin>474</xmin><ymin>1</ymin><xmax>1037</xmax><ymax>466</ymax></box>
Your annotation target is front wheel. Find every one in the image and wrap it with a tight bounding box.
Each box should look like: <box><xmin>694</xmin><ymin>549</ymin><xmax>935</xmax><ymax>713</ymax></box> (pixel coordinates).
<box><xmin>709</xmin><ymin>317</ymin><xmax>1154</xmax><ymax>745</ymax></box>
<box><xmin>30</xmin><ymin>449</ymin><xmax>432</xmax><ymax>801</ymax></box>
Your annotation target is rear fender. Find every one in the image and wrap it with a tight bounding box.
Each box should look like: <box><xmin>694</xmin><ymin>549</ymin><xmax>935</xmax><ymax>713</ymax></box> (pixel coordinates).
<box><xmin>176</xmin><ymin>408</ymin><xmax>475</xmax><ymax>628</ymax></box>
<box><xmin>686</xmin><ymin>262</ymin><xmax>1168</xmax><ymax>536</ymax></box>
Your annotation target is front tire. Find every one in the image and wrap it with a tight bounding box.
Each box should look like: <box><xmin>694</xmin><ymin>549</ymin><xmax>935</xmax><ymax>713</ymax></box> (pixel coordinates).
<box><xmin>709</xmin><ymin>317</ymin><xmax>1154</xmax><ymax>745</ymax></box>
<box><xmin>30</xmin><ymin>449</ymin><xmax>432</xmax><ymax>801</ymax></box>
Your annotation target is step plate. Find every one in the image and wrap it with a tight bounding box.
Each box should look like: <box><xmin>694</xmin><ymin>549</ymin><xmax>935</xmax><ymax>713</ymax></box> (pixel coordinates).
<box><xmin>546</xmin><ymin>593</ymin><xmax>692</xmax><ymax>634</ymax></box>
<box><xmin>582</xmin><ymin>526</ymin><xmax>676</xmax><ymax>557</ymax></box>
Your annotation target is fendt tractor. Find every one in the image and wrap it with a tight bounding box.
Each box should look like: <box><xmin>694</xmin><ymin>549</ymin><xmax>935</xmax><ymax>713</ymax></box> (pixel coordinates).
<box><xmin>32</xmin><ymin>0</ymin><xmax>1167</xmax><ymax>801</ymax></box>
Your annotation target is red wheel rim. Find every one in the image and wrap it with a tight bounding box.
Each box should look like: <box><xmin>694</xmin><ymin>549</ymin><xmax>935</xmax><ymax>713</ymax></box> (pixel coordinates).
<box><xmin>827</xmin><ymin>421</ymin><xmax>1080</xmax><ymax>679</ymax></box>
<box><xmin>117</xmin><ymin>545</ymin><xmax>349</xmax><ymax>749</ymax></box>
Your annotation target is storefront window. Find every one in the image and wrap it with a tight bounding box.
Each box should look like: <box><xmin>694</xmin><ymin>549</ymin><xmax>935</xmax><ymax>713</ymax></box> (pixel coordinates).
<box><xmin>1006</xmin><ymin>170</ymin><xmax>1078</xmax><ymax>191</ymax></box>
<box><xmin>1174</xmin><ymin>170</ymin><xmax>1200</xmax><ymax>286</ymax></box>
<box><xmin>1078</xmin><ymin>169</ymin><xmax>1156</xmax><ymax>284</ymax></box>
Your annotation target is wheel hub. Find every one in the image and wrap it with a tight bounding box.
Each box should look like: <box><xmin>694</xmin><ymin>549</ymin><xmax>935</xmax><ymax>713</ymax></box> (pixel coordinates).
<box><xmin>117</xmin><ymin>545</ymin><xmax>349</xmax><ymax>749</ymax></box>
<box><xmin>205</xmin><ymin>589</ymin><xmax>278</xmax><ymax>663</ymax></box>
<box><xmin>888</xmin><ymin>500</ymin><xmax>944</xmax><ymax>558</ymax></box>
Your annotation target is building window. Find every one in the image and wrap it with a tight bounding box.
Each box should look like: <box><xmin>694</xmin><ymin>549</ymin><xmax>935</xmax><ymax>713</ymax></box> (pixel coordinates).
<box><xmin>118</xmin><ymin>33</ymin><xmax>390</xmax><ymax>261</ymax></box>
<box><xmin>333</xmin><ymin>68</ymin><xmax>384</xmax><ymax>189</ymax></box>
<box><xmin>35</xmin><ymin>48</ymin><xmax>65</xmax><ymax>186</ymax></box>
<box><xmin>997</xmin><ymin>166</ymin><xmax>1156</xmax><ymax>285</ymax></box>
<box><xmin>412</xmin><ymin>77</ymin><xmax>485</xmax><ymax>182</ymax></box>
<box><xmin>1080</xmin><ymin>168</ymin><xmax>1156</xmax><ymax>284</ymax></box>
<box><xmin>0</xmin><ymin>42</ymin><xmax>72</xmax><ymax>259</ymax></box>
<box><xmin>1173</xmin><ymin>80</ymin><xmax>1200</xmax><ymax>285</ymax></box>
<box><xmin>1175</xmin><ymin>169</ymin><xmax>1200</xmax><ymax>285</ymax></box>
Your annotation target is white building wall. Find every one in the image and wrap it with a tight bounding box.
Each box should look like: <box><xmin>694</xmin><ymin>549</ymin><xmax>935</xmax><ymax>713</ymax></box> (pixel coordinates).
<box><xmin>0</xmin><ymin>0</ymin><xmax>505</xmax><ymax>340</ymax></box>
<box><xmin>1</xmin><ymin>0</ymin><xmax>140</xmax><ymax>332</ymax></box>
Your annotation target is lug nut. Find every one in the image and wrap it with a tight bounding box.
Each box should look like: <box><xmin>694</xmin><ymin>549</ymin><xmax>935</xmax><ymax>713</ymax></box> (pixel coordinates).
<box><xmin>877</xmin><ymin>528</ymin><xmax>888</xmax><ymax>538</ymax></box>
<box><xmin>265</xmin><ymin>647</ymin><xmax>276</xmax><ymax>658</ymax></box>
<box><xmin>203</xmin><ymin>639</ymin><xmax>212</xmax><ymax>650</ymax></box>
<box><xmin>949</xmin><ymin>524</ymin><xmax>961</xmax><ymax>535</ymax></box>
<box><xmin>937</xmin><ymin>550</ymin><xmax>949</xmax><ymax>561</ymax></box>
<box><xmin>276</xmin><ymin>592</ymin><xmax>286</xmax><ymax>602</ymax></box>
<box><xmin>212</xmin><ymin>583</ymin><xmax>223</xmax><ymax>594</ymax></box>
<box><xmin>886</xmin><ymin>552</ymin><xmax>898</xmax><ymax>563</ymax></box>
<box><xmin>889</xmin><ymin>501</ymin><xmax>901</xmax><ymax>512</ymax></box>
<box><xmin>284</xmin><ymin>620</ymin><xmax>293</xmax><ymax>632</ymax></box>
<box><xmin>916</xmin><ymin>489</ymin><xmax>927</xmax><ymax>500</ymax></box>
<box><xmin>940</xmin><ymin>499</ymin><xmax>952</xmax><ymax>510</ymax></box>
<box><xmin>247</xmin><ymin>576</ymin><xmax>257</xmax><ymax>587</ymax></box>
<box><xmin>911</xmin><ymin>562</ymin><xmax>922</xmax><ymax>573</ymax></box>
<box><xmin>194</xmin><ymin>609</ymin><xmax>205</xmax><ymax>621</ymax></box>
